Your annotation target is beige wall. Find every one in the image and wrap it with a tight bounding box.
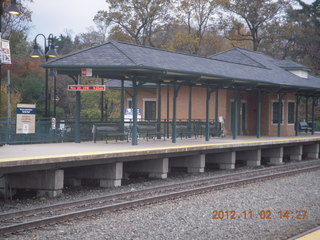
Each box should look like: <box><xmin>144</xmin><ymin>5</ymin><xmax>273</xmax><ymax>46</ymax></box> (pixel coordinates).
<box><xmin>125</xmin><ymin>86</ymin><xmax>297</xmax><ymax>137</ymax></box>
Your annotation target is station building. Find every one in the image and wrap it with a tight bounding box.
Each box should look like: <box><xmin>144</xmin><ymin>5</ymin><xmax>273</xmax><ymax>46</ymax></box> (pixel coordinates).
<box><xmin>43</xmin><ymin>41</ymin><xmax>320</xmax><ymax>144</ymax></box>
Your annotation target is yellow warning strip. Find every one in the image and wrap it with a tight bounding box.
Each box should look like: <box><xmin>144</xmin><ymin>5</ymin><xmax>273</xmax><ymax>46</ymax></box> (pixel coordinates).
<box><xmin>1</xmin><ymin>136</ymin><xmax>320</xmax><ymax>163</ymax></box>
<box><xmin>295</xmin><ymin>229</ymin><xmax>320</xmax><ymax>240</ymax></box>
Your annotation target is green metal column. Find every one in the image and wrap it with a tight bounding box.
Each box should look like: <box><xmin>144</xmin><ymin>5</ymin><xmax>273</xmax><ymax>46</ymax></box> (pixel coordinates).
<box><xmin>277</xmin><ymin>94</ymin><xmax>282</xmax><ymax>137</ymax></box>
<box><xmin>205</xmin><ymin>87</ymin><xmax>210</xmax><ymax>141</ymax></box>
<box><xmin>188</xmin><ymin>85</ymin><xmax>192</xmax><ymax>133</ymax></box>
<box><xmin>311</xmin><ymin>97</ymin><xmax>315</xmax><ymax>135</ymax></box>
<box><xmin>256</xmin><ymin>90</ymin><xmax>262</xmax><ymax>138</ymax></box>
<box><xmin>120</xmin><ymin>80</ymin><xmax>125</xmax><ymax>132</ymax></box>
<box><xmin>172</xmin><ymin>81</ymin><xmax>178</xmax><ymax>143</ymax></box>
<box><xmin>232</xmin><ymin>91</ymin><xmax>238</xmax><ymax>140</ymax></box>
<box><xmin>305</xmin><ymin>96</ymin><xmax>309</xmax><ymax>122</ymax></box>
<box><xmin>100</xmin><ymin>78</ymin><xmax>104</xmax><ymax>121</ymax></box>
<box><xmin>75</xmin><ymin>90</ymin><xmax>81</xmax><ymax>143</ymax></box>
<box><xmin>157</xmin><ymin>81</ymin><xmax>162</xmax><ymax>138</ymax></box>
<box><xmin>132</xmin><ymin>79</ymin><xmax>138</xmax><ymax>145</ymax></box>
<box><xmin>295</xmin><ymin>95</ymin><xmax>300</xmax><ymax>136</ymax></box>
<box><xmin>215</xmin><ymin>88</ymin><xmax>219</xmax><ymax>132</ymax></box>
<box><xmin>237</xmin><ymin>93</ymin><xmax>241</xmax><ymax>136</ymax></box>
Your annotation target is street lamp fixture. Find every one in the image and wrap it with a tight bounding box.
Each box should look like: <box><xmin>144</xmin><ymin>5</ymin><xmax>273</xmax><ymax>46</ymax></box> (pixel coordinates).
<box><xmin>30</xmin><ymin>33</ymin><xmax>58</xmax><ymax>117</ymax></box>
<box><xmin>6</xmin><ymin>0</ymin><xmax>20</xmax><ymax>15</ymax></box>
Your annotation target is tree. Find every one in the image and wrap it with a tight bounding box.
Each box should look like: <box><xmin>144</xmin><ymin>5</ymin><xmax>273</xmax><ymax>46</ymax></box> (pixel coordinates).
<box><xmin>94</xmin><ymin>0</ymin><xmax>172</xmax><ymax>46</ymax></box>
<box><xmin>285</xmin><ymin>0</ymin><xmax>320</xmax><ymax>74</ymax></box>
<box><xmin>218</xmin><ymin>0</ymin><xmax>291</xmax><ymax>51</ymax></box>
<box><xmin>175</xmin><ymin>0</ymin><xmax>217</xmax><ymax>53</ymax></box>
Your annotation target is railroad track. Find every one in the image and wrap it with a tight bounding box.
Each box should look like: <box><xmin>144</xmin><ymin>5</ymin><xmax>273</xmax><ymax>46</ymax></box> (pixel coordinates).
<box><xmin>0</xmin><ymin>160</ymin><xmax>320</xmax><ymax>237</ymax></box>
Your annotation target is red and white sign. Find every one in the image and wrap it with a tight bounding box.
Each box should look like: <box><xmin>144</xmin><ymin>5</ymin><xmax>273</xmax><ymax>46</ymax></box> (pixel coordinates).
<box><xmin>81</xmin><ymin>68</ymin><xmax>92</xmax><ymax>77</ymax></box>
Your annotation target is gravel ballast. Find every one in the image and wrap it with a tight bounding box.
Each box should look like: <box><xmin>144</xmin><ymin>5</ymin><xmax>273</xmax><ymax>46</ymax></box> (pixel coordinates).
<box><xmin>4</xmin><ymin>169</ymin><xmax>319</xmax><ymax>240</ymax></box>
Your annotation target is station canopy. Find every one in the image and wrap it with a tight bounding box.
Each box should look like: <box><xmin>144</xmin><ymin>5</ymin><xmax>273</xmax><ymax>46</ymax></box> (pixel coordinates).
<box><xmin>42</xmin><ymin>40</ymin><xmax>320</xmax><ymax>95</ymax></box>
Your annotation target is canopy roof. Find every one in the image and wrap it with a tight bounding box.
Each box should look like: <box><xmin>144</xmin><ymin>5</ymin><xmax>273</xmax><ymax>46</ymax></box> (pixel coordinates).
<box><xmin>43</xmin><ymin>40</ymin><xmax>320</xmax><ymax>94</ymax></box>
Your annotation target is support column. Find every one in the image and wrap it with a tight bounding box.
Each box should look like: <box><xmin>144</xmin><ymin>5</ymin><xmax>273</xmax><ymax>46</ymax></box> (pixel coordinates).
<box><xmin>170</xmin><ymin>154</ymin><xmax>205</xmax><ymax>173</ymax></box>
<box><xmin>257</xmin><ymin>90</ymin><xmax>262</xmax><ymax>138</ymax></box>
<box><xmin>125</xmin><ymin>158</ymin><xmax>169</xmax><ymax>179</ymax></box>
<box><xmin>188</xmin><ymin>85</ymin><xmax>192</xmax><ymax>134</ymax></box>
<box><xmin>303</xmin><ymin>143</ymin><xmax>319</xmax><ymax>159</ymax></box>
<box><xmin>2</xmin><ymin>170</ymin><xmax>64</xmax><ymax>198</ymax></box>
<box><xmin>215</xmin><ymin>89</ymin><xmax>219</xmax><ymax>132</ymax></box>
<box><xmin>132</xmin><ymin>79</ymin><xmax>139</xmax><ymax>145</ymax></box>
<box><xmin>295</xmin><ymin>95</ymin><xmax>300</xmax><ymax>136</ymax></box>
<box><xmin>157</xmin><ymin>82</ymin><xmax>162</xmax><ymax>139</ymax></box>
<box><xmin>236</xmin><ymin>149</ymin><xmax>261</xmax><ymax>166</ymax></box>
<box><xmin>311</xmin><ymin>97</ymin><xmax>315</xmax><ymax>135</ymax></box>
<box><xmin>206</xmin><ymin>152</ymin><xmax>236</xmax><ymax>169</ymax></box>
<box><xmin>284</xmin><ymin>145</ymin><xmax>303</xmax><ymax>161</ymax></box>
<box><xmin>172</xmin><ymin>81</ymin><xmax>179</xmax><ymax>143</ymax></box>
<box><xmin>120</xmin><ymin>80</ymin><xmax>125</xmax><ymax>132</ymax></box>
<box><xmin>64</xmin><ymin>162</ymin><xmax>123</xmax><ymax>188</ymax></box>
<box><xmin>277</xmin><ymin>94</ymin><xmax>282</xmax><ymax>137</ymax></box>
<box><xmin>262</xmin><ymin>147</ymin><xmax>283</xmax><ymax>165</ymax></box>
<box><xmin>75</xmin><ymin>90</ymin><xmax>81</xmax><ymax>143</ymax></box>
<box><xmin>205</xmin><ymin>87</ymin><xmax>211</xmax><ymax>141</ymax></box>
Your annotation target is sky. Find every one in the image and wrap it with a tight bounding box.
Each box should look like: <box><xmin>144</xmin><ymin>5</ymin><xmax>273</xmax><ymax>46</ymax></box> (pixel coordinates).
<box><xmin>26</xmin><ymin>0</ymin><xmax>315</xmax><ymax>41</ymax></box>
<box><xmin>26</xmin><ymin>0</ymin><xmax>107</xmax><ymax>40</ymax></box>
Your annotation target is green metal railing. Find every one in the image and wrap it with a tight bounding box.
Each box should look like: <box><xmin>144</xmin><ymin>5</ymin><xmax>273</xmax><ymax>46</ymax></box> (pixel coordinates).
<box><xmin>0</xmin><ymin>118</ymin><xmax>224</xmax><ymax>145</ymax></box>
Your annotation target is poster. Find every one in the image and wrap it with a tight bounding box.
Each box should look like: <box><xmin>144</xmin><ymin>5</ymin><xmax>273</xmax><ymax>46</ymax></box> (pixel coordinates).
<box><xmin>1</xmin><ymin>39</ymin><xmax>11</xmax><ymax>64</ymax></box>
<box><xmin>16</xmin><ymin>104</ymin><xmax>36</xmax><ymax>134</ymax></box>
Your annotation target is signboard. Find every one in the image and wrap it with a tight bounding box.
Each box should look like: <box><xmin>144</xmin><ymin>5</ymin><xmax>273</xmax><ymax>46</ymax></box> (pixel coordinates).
<box><xmin>51</xmin><ymin>117</ymin><xmax>56</xmax><ymax>130</ymax></box>
<box><xmin>81</xmin><ymin>68</ymin><xmax>92</xmax><ymax>77</ymax></box>
<box><xmin>1</xmin><ymin>39</ymin><xmax>11</xmax><ymax>64</ymax></box>
<box><xmin>16</xmin><ymin>104</ymin><xmax>36</xmax><ymax>134</ymax></box>
<box><xmin>124</xmin><ymin>108</ymin><xmax>142</xmax><ymax>121</ymax></box>
<box><xmin>67</xmin><ymin>85</ymin><xmax>106</xmax><ymax>91</ymax></box>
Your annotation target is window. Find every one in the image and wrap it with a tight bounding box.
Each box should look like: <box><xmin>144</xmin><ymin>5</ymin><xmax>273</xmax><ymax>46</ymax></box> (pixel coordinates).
<box><xmin>144</xmin><ymin>100</ymin><xmax>156</xmax><ymax>120</ymax></box>
<box><xmin>287</xmin><ymin>102</ymin><xmax>295</xmax><ymax>124</ymax></box>
<box><xmin>272</xmin><ymin>102</ymin><xmax>283</xmax><ymax>124</ymax></box>
<box><xmin>127</xmin><ymin>99</ymin><xmax>132</xmax><ymax>108</ymax></box>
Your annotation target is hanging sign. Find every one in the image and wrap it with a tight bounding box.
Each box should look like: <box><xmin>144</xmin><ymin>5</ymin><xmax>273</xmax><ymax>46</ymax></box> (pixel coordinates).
<box><xmin>0</xmin><ymin>39</ymin><xmax>11</xmax><ymax>64</ymax></box>
<box><xmin>67</xmin><ymin>85</ymin><xmax>106</xmax><ymax>91</ymax></box>
<box><xmin>81</xmin><ymin>68</ymin><xmax>92</xmax><ymax>77</ymax></box>
<box><xmin>16</xmin><ymin>104</ymin><xmax>36</xmax><ymax>134</ymax></box>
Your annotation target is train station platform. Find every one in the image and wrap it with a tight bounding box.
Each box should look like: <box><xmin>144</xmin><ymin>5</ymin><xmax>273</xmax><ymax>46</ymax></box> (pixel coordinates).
<box><xmin>1</xmin><ymin>135</ymin><xmax>320</xmax><ymax>197</ymax></box>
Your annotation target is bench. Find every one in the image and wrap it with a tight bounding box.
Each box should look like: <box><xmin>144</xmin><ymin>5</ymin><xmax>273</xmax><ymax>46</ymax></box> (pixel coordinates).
<box><xmin>92</xmin><ymin>124</ymin><xmax>129</xmax><ymax>143</ymax></box>
<box><xmin>176</xmin><ymin>125</ymin><xmax>198</xmax><ymax>139</ymax></box>
<box><xmin>138</xmin><ymin>124</ymin><xmax>165</xmax><ymax>141</ymax></box>
<box><xmin>200</xmin><ymin>123</ymin><xmax>223</xmax><ymax>137</ymax></box>
<box><xmin>299</xmin><ymin>121</ymin><xmax>312</xmax><ymax>133</ymax></box>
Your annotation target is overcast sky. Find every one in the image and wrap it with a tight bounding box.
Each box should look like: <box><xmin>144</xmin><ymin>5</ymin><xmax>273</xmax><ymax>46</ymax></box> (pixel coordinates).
<box><xmin>26</xmin><ymin>0</ymin><xmax>315</xmax><ymax>41</ymax></box>
<box><xmin>26</xmin><ymin>0</ymin><xmax>107</xmax><ymax>40</ymax></box>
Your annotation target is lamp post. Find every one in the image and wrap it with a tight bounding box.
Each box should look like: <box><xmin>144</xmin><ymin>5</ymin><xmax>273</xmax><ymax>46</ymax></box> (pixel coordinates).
<box><xmin>0</xmin><ymin>0</ymin><xmax>21</xmax><ymax>117</ymax></box>
<box><xmin>30</xmin><ymin>33</ymin><xmax>58</xmax><ymax>117</ymax></box>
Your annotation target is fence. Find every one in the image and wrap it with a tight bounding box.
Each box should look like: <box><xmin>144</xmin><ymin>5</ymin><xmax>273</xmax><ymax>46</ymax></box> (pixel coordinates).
<box><xmin>0</xmin><ymin>118</ymin><xmax>222</xmax><ymax>145</ymax></box>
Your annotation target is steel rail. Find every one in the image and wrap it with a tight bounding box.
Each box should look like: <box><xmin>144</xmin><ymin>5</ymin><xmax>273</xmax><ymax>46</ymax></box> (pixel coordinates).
<box><xmin>0</xmin><ymin>161</ymin><xmax>319</xmax><ymax>236</ymax></box>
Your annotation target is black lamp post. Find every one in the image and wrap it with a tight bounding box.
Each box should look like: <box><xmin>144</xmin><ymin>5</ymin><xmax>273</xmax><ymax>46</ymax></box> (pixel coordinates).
<box><xmin>0</xmin><ymin>0</ymin><xmax>21</xmax><ymax>117</ymax></box>
<box><xmin>30</xmin><ymin>34</ymin><xmax>58</xmax><ymax>117</ymax></box>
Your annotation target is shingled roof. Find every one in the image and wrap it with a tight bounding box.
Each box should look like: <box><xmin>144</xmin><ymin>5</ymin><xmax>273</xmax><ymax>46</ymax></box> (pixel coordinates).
<box><xmin>43</xmin><ymin>40</ymin><xmax>320</xmax><ymax>92</ymax></box>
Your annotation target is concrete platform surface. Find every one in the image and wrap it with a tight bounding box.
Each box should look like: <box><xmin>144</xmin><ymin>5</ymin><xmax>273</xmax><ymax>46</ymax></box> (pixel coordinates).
<box><xmin>1</xmin><ymin>135</ymin><xmax>320</xmax><ymax>169</ymax></box>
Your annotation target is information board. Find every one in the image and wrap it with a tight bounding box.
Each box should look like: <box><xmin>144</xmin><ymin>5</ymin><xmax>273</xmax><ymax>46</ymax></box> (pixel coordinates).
<box><xmin>16</xmin><ymin>104</ymin><xmax>36</xmax><ymax>134</ymax></box>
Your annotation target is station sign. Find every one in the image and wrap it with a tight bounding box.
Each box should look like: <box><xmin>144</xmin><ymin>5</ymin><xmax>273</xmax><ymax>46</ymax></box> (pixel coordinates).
<box><xmin>16</xmin><ymin>104</ymin><xmax>36</xmax><ymax>134</ymax></box>
<box><xmin>67</xmin><ymin>85</ymin><xmax>106</xmax><ymax>91</ymax></box>
<box><xmin>81</xmin><ymin>68</ymin><xmax>92</xmax><ymax>77</ymax></box>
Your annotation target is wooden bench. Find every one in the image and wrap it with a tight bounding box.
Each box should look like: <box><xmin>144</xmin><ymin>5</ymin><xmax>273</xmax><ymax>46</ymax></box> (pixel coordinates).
<box><xmin>138</xmin><ymin>124</ymin><xmax>165</xmax><ymax>141</ymax></box>
<box><xmin>92</xmin><ymin>124</ymin><xmax>129</xmax><ymax>143</ymax></box>
<box><xmin>299</xmin><ymin>121</ymin><xmax>312</xmax><ymax>133</ymax></box>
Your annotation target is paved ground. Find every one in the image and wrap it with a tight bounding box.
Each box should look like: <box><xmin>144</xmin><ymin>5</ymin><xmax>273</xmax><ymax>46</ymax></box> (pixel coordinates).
<box><xmin>1</xmin><ymin>134</ymin><xmax>320</xmax><ymax>162</ymax></box>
